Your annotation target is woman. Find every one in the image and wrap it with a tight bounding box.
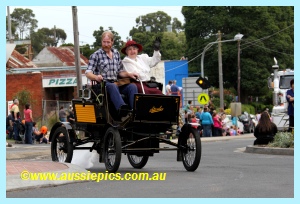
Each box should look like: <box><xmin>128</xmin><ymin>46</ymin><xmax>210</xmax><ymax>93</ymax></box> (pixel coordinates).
<box><xmin>23</xmin><ymin>103</ymin><xmax>34</xmax><ymax>144</ymax></box>
<box><xmin>200</xmin><ymin>107</ymin><xmax>213</xmax><ymax>137</ymax></box>
<box><xmin>212</xmin><ymin>110</ymin><xmax>222</xmax><ymax>136</ymax></box>
<box><xmin>254</xmin><ymin>112</ymin><xmax>278</xmax><ymax>145</ymax></box>
<box><xmin>121</xmin><ymin>39</ymin><xmax>162</xmax><ymax>94</ymax></box>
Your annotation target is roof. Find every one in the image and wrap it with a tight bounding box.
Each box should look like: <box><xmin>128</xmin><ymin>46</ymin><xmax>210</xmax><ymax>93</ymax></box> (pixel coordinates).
<box><xmin>6</xmin><ymin>50</ymin><xmax>37</xmax><ymax>69</ymax></box>
<box><xmin>46</xmin><ymin>47</ymin><xmax>89</xmax><ymax>66</ymax></box>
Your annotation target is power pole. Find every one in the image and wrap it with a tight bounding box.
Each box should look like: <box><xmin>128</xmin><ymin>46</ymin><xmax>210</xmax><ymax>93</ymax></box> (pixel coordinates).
<box><xmin>7</xmin><ymin>6</ymin><xmax>13</xmax><ymax>43</ymax></box>
<box><xmin>218</xmin><ymin>30</ymin><xmax>224</xmax><ymax>109</ymax></box>
<box><xmin>237</xmin><ymin>37</ymin><xmax>241</xmax><ymax>102</ymax></box>
<box><xmin>72</xmin><ymin>6</ymin><xmax>82</xmax><ymax>98</ymax></box>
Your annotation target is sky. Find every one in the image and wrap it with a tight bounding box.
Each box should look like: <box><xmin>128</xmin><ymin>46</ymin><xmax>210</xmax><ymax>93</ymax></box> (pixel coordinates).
<box><xmin>8</xmin><ymin>6</ymin><xmax>185</xmax><ymax>46</ymax></box>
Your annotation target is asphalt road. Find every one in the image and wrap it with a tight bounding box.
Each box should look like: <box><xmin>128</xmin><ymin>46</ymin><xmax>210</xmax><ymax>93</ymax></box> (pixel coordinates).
<box><xmin>6</xmin><ymin>137</ymin><xmax>294</xmax><ymax>198</ymax></box>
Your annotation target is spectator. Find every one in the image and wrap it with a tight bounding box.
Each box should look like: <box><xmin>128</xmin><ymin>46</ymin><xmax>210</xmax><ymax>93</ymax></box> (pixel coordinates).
<box><xmin>286</xmin><ymin>79</ymin><xmax>294</xmax><ymax>132</ymax></box>
<box><xmin>165</xmin><ymin>80</ymin><xmax>173</xmax><ymax>95</ymax></box>
<box><xmin>256</xmin><ymin>110</ymin><xmax>261</xmax><ymax>122</ymax></box>
<box><xmin>184</xmin><ymin>100</ymin><xmax>192</xmax><ymax>113</ymax></box>
<box><xmin>67</xmin><ymin>108</ymin><xmax>75</xmax><ymax>124</ymax></box>
<box><xmin>6</xmin><ymin>113</ymin><xmax>14</xmax><ymax>139</ymax></box>
<box><xmin>59</xmin><ymin>106</ymin><xmax>67</xmax><ymax>122</ymax></box>
<box><xmin>10</xmin><ymin>99</ymin><xmax>20</xmax><ymax>141</ymax></box>
<box><xmin>200</xmin><ymin>107</ymin><xmax>213</xmax><ymax>137</ymax></box>
<box><xmin>212</xmin><ymin>110</ymin><xmax>222</xmax><ymax>136</ymax></box>
<box><xmin>24</xmin><ymin>103</ymin><xmax>34</xmax><ymax>144</ymax></box>
<box><xmin>170</xmin><ymin>80</ymin><xmax>179</xmax><ymax>95</ymax></box>
<box><xmin>32</xmin><ymin>122</ymin><xmax>48</xmax><ymax>144</ymax></box>
<box><xmin>195</xmin><ymin>107</ymin><xmax>202</xmax><ymax>120</ymax></box>
<box><xmin>253</xmin><ymin>112</ymin><xmax>278</xmax><ymax>145</ymax></box>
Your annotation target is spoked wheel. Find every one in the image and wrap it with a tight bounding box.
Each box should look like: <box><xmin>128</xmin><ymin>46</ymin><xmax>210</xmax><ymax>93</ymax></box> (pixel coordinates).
<box><xmin>180</xmin><ymin>126</ymin><xmax>201</xmax><ymax>171</ymax></box>
<box><xmin>127</xmin><ymin>154</ymin><xmax>149</xmax><ymax>169</ymax></box>
<box><xmin>51</xmin><ymin>127</ymin><xmax>73</xmax><ymax>163</ymax></box>
<box><xmin>104</xmin><ymin>127</ymin><xmax>122</xmax><ymax>173</ymax></box>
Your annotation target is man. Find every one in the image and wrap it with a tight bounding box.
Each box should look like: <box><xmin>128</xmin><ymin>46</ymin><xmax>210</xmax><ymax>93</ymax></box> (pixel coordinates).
<box><xmin>170</xmin><ymin>80</ymin><xmax>179</xmax><ymax>95</ymax></box>
<box><xmin>59</xmin><ymin>106</ymin><xmax>67</xmax><ymax>122</ymax></box>
<box><xmin>286</xmin><ymin>79</ymin><xmax>294</xmax><ymax>132</ymax></box>
<box><xmin>165</xmin><ymin>80</ymin><xmax>172</xmax><ymax>95</ymax></box>
<box><xmin>85</xmin><ymin>31</ymin><xmax>138</xmax><ymax>120</ymax></box>
<box><xmin>10</xmin><ymin>99</ymin><xmax>20</xmax><ymax>140</ymax></box>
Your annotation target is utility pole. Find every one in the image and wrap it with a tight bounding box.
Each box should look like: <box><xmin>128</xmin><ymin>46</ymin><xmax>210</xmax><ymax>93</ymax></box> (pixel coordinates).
<box><xmin>7</xmin><ymin>6</ymin><xmax>13</xmax><ymax>43</ymax></box>
<box><xmin>72</xmin><ymin>6</ymin><xmax>82</xmax><ymax>98</ymax></box>
<box><xmin>53</xmin><ymin>25</ymin><xmax>57</xmax><ymax>46</ymax></box>
<box><xmin>237</xmin><ymin>37</ymin><xmax>241</xmax><ymax>102</ymax></box>
<box><xmin>218</xmin><ymin>30</ymin><xmax>224</xmax><ymax>109</ymax></box>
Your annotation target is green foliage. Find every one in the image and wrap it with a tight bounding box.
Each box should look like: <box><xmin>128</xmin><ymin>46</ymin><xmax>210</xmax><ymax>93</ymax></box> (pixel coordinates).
<box><xmin>268</xmin><ymin>132</ymin><xmax>294</xmax><ymax>148</ymax></box>
<box><xmin>13</xmin><ymin>88</ymin><xmax>36</xmax><ymax>118</ymax></box>
<box><xmin>92</xmin><ymin>26</ymin><xmax>122</xmax><ymax>51</ymax></box>
<box><xmin>241</xmin><ymin>104</ymin><xmax>255</xmax><ymax>114</ymax></box>
<box><xmin>182</xmin><ymin>6</ymin><xmax>294</xmax><ymax>102</ymax></box>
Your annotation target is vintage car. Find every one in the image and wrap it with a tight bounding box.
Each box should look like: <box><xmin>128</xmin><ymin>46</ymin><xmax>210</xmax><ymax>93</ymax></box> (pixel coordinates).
<box><xmin>49</xmin><ymin>80</ymin><xmax>201</xmax><ymax>173</ymax></box>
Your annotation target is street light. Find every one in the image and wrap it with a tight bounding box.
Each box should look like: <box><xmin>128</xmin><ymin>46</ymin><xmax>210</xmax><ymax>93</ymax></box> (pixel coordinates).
<box><xmin>235</xmin><ymin>33</ymin><xmax>244</xmax><ymax>102</ymax></box>
<box><xmin>200</xmin><ymin>33</ymin><xmax>243</xmax><ymax>109</ymax></box>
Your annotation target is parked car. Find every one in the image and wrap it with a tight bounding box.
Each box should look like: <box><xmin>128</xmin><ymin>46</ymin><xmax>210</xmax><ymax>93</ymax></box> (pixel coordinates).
<box><xmin>238</xmin><ymin>112</ymin><xmax>255</xmax><ymax>133</ymax></box>
<box><xmin>224</xmin><ymin>115</ymin><xmax>244</xmax><ymax>134</ymax></box>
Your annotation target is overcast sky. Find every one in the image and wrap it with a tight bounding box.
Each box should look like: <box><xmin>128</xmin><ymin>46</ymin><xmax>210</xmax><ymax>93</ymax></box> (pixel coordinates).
<box><xmin>8</xmin><ymin>6</ymin><xmax>184</xmax><ymax>46</ymax></box>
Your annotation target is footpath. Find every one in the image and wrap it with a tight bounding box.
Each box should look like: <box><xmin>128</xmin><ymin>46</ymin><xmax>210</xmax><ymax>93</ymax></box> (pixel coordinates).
<box><xmin>6</xmin><ymin>134</ymin><xmax>293</xmax><ymax>192</ymax></box>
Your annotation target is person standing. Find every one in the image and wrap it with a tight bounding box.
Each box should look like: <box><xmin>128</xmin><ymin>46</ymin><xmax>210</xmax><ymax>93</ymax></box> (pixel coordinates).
<box><xmin>254</xmin><ymin>112</ymin><xmax>278</xmax><ymax>145</ymax></box>
<box><xmin>200</xmin><ymin>107</ymin><xmax>214</xmax><ymax>137</ymax></box>
<box><xmin>170</xmin><ymin>80</ymin><xmax>179</xmax><ymax>95</ymax></box>
<box><xmin>165</xmin><ymin>80</ymin><xmax>173</xmax><ymax>95</ymax></box>
<box><xmin>121</xmin><ymin>38</ymin><xmax>162</xmax><ymax>94</ymax></box>
<box><xmin>10</xmin><ymin>99</ymin><xmax>20</xmax><ymax>141</ymax></box>
<box><xmin>59</xmin><ymin>106</ymin><xmax>67</xmax><ymax>122</ymax></box>
<box><xmin>67</xmin><ymin>108</ymin><xmax>75</xmax><ymax>124</ymax></box>
<box><xmin>6</xmin><ymin>113</ymin><xmax>14</xmax><ymax>139</ymax></box>
<box><xmin>24</xmin><ymin>104</ymin><xmax>34</xmax><ymax>144</ymax></box>
<box><xmin>212</xmin><ymin>110</ymin><xmax>222</xmax><ymax>136</ymax></box>
<box><xmin>286</xmin><ymin>79</ymin><xmax>294</xmax><ymax>132</ymax></box>
<box><xmin>85</xmin><ymin>30</ymin><xmax>138</xmax><ymax>120</ymax></box>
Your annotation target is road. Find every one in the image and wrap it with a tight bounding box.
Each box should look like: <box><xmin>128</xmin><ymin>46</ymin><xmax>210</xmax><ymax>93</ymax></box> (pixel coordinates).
<box><xmin>6</xmin><ymin>137</ymin><xmax>294</xmax><ymax>198</ymax></box>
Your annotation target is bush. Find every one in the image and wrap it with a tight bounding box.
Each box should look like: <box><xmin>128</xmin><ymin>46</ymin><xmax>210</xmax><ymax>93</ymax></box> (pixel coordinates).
<box><xmin>268</xmin><ymin>132</ymin><xmax>294</xmax><ymax>148</ymax></box>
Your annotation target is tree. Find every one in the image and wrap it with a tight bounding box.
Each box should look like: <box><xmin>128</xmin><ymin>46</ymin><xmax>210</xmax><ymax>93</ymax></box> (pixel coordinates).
<box><xmin>10</xmin><ymin>8</ymin><xmax>38</xmax><ymax>40</ymax></box>
<box><xmin>30</xmin><ymin>27</ymin><xmax>67</xmax><ymax>56</ymax></box>
<box><xmin>92</xmin><ymin>26</ymin><xmax>123</xmax><ymax>51</ymax></box>
<box><xmin>133</xmin><ymin>11</ymin><xmax>172</xmax><ymax>33</ymax></box>
<box><xmin>182</xmin><ymin>6</ymin><xmax>294</xmax><ymax>102</ymax></box>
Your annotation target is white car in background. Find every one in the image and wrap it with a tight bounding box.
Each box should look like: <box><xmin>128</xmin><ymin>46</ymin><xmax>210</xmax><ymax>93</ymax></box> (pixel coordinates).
<box><xmin>224</xmin><ymin>115</ymin><xmax>244</xmax><ymax>134</ymax></box>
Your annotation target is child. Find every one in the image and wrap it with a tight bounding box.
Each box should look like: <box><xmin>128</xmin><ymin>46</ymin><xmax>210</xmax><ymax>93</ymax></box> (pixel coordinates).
<box><xmin>32</xmin><ymin>122</ymin><xmax>48</xmax><ymax>144</ymax></box>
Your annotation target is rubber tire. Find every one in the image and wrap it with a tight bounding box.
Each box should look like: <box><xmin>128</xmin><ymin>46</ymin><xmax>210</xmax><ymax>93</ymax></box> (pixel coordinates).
<box><xmin>104</xmin><ymin>127</ymin><xmax>122</xmax><ymax>173</ymax></box>
<box><xmin>181</xmin><ymin>128</ymin><xmax>201</xmax><ymax>171</ymax></box>
<box><xmin>127</xmin><ymin>154</ymin><xmax>149</xmax><ymax>169</ymax></box>
<box><xmin>51</xmin><ymin>127</ymin><xmax>73</xmax><ymax>163</ymax></box>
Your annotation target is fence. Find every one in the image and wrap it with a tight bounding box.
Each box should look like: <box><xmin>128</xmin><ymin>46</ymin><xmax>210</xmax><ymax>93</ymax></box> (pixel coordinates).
<box><xmin>41</xmin><ymin>100</ymin><xmax>72</xmax><ymax>128</ymax></box>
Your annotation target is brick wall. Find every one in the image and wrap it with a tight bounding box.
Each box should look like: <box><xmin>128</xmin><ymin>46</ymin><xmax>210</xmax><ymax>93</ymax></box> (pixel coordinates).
<box><xmin>6</xmin><ymin>72</ymin><xmax>44</xmax><ymax>120</ymax></box>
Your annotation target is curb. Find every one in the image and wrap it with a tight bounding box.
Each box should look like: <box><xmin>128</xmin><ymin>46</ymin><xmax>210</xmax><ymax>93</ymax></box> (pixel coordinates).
<box><xmin>245</xmin><ymin>145</ymin><xmax>294</xmax><ymax>156</ymax></box>
<box><xmin>6</xmin><ymin>162</ymin><xmax>89</xmax><ymax>192</ymax></box>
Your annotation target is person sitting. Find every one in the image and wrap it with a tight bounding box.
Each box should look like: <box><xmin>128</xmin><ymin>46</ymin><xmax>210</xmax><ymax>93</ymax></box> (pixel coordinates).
<box><xmin>121</xmin><ymin>38</ymin><xmax>162</xmax><ymax>94</ymax></box>
<box><xmin>32</xmin><ymin>122</ymin><xmax>48</xmax><ymax>144</ymax></box>
<box><xmin>253</xmin><ymin>112</ymin><xmax>278</xmax><ymax>145</ymax></box>
<box><xmin>85</xmin><ymin>30</ymin><xmax>138</xmax><ymax>121</ymax></box>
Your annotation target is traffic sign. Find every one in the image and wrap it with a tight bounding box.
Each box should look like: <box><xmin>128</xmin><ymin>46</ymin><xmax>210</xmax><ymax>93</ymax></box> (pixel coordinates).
<box><xmin>198</xmin><ymin>93</ymin><xmax>210</xmax><ymax>105</ymax></box>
